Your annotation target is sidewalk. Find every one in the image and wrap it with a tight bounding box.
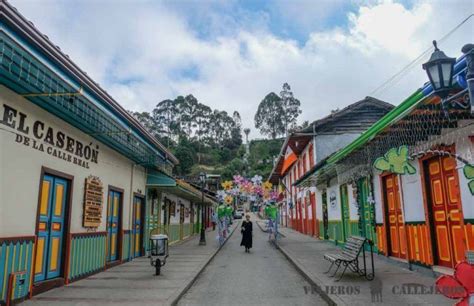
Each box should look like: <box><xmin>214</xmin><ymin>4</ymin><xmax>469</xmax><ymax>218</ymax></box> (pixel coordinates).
<box><xmin>22</xmin><ymin>224</ymin><xmax>238</xmax><ymax>306</ymax></box>
<box><xmin>269</xmin><ymin>225</ymin><xmax>453</xmax><ymax>306</ymax></box>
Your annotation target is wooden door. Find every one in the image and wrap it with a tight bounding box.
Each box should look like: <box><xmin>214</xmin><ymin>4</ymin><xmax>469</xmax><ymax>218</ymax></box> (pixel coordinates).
<box><xmin>340</xmin><ymin>184</ymin><xmax>350</xmax><ymax>242</ymax></box>
<box><xmin>35</xmin><ymin>175</ymin><xmax>68</xmax><ymax>282</ymax></box>
<box><xmin>322</xmin><ymin>191</ymin><xmax>329</xmax><ymax>240</ymax></box>
<box><xmin>132</xmin><ymin>196</ymin><xmax>144</xmax><ymax>258</ymax></box>
<box><xmin>358</xmin><ymin>178</ymin><xmax>377</xmax><ymax>249</ymax></box>
<box><xmin>106</xmin><ymin>190</ymin><xmax>121</xmax><ymax>262</ymax></box>
<box><xmin>383</xmin><ymin>174</ymin><xmax>406</xmax><ymax>258</ymax></box>
<box><xmin>426</xmin><ymin>156</ymin><xmax>464</xmax><ymax>268</ymax></box>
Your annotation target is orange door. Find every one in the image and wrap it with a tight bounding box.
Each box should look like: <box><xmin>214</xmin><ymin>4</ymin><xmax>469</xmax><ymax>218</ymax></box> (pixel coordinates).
<box><xmin>426</xmin><ymin>156</ymin><xmax>465</xmax><ymax>268</ymax></box>
<box><xmin>383</xmin><ymin>174</ymin><xmax>406</xmax><ymax>259</ymax></box>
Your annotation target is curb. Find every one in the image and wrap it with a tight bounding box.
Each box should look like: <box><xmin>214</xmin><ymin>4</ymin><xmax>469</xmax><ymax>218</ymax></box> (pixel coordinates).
<box><xmin>254</xmin><ymin>223</ymin><xmax>340</xmax><ymax>305</ymax></box>
<box><xmin>168</xmin><ymin>222</ymin><xmax>239</xmax><ymax>306</ymax></box>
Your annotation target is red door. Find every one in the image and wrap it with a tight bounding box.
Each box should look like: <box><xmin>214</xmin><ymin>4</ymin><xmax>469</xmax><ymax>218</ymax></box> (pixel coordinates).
<box><xmin>311</xmin><ymin>193</ymin><xmax>317</xmax><ymax>237</ymax></box>
<box><xmin>298</xmin><ymin>200</ymin><xmax>303</xmax><ymax>233</ymax></box>
<box><xmin>382</xmin><ymin>174</ymin><xmax>406</xmax><ymax>259</ymax></box>
<box><xmin>303</xmin><ymin>198</ymin><xmax>308</xmax><ymax>235</ymax></box>
<box><xmin>426</xmin><ymin>156</ymin><xmax>465</xmax><ymax>268</ymax></box>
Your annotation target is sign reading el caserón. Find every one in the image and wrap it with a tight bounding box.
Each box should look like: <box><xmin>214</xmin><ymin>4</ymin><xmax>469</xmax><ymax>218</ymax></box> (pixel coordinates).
<box><xmin>0</xmin><ymin>103</ymin><xmax>99</xmax><ymax>169</ymax></box>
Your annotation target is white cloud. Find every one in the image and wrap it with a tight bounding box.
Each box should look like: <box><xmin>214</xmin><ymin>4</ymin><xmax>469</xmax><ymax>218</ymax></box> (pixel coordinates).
<box><xmin>8</xmin><ymin>0</ymin><xmax>473</xmax><ymax>140</ymax></box>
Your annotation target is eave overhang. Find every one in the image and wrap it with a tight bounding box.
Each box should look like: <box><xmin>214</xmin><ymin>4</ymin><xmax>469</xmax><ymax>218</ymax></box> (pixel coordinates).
<box><xmin>0</xmin><ymin>1</ymin><xmax>178</xmax><ymax>169</ymax></box>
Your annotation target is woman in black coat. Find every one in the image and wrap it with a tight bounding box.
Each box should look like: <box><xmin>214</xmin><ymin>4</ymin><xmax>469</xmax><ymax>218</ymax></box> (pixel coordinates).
<box><xmin>240</xmin><ymin>214</ymin><xmax>253</xmax><ymax>253</ymax></box>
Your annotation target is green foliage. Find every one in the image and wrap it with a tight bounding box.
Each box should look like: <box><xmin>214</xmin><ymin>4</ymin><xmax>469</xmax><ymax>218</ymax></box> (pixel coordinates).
<box><xmin>131</xmin><ymin>94</ymin><xmax>242</xmax><ymax>176</ymax></box>
<box><xmin>254</xmin><ymin>92</ymin><xmax>285</xmax><ymax>139</ymax></box>
<box><xmin>280</xmin><ymin>83</ymin><xmax>302</xmax><ymax>134</ymax></box>
<box><xmin>247</xmin><ymin>138</ymin><xmax>284</xmax><ymax>179</ymax></box>
<box><xmin>220</xmin><ymin>157</ymin><xmax>246</xmax><ymax>181</ymax></box>
<box><xmin>254</xmin><ymin>83</ymin><xmax>302</xmax><ymax>139</ymax></box>
<box><xmin>463</xmin><ymin>164</ymin><xmax>474</xmax><ymax>195</ymax></box>
<box><xmin>373</xmin><ymin>146</ymin><xmax>416</xmax><ymax>175</ymax></box>
<box><xmin>173</xmin><ymin>137</ymin><xmax>197</xmax><ymax>175</ymax></box>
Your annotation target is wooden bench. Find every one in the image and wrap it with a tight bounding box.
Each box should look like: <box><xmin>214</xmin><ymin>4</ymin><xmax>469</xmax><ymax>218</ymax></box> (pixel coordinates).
<box><xmin>323</xmin><ymin>236</ymin><xmax>367</xmax><ymax>281</ymax></box>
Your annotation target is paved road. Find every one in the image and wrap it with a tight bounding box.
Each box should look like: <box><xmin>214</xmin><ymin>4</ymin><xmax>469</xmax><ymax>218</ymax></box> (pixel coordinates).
<box><xmin>177</xmin><ymin>219</ymin><xmax>326</xmax><ymax>306</ymax></box>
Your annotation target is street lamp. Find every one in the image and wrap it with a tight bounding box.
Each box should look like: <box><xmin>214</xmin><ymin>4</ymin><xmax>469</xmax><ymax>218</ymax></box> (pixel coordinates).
<box><xmin>422</xmin><ymin>40</ymin><xmax>456</xmax><ymax>99</ymax></box>
<box><xmin>199</xmin><ymin>172</ymin><xmax>207</xmax><ymax>245</ymax></box>
<box><xmin>461</xmin><ymin>44</ymin><xmax>474</xmax><ymax>114</ymax></box>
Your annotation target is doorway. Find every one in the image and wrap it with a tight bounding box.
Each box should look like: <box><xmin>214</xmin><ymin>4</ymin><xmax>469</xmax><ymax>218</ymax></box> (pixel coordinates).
<box><xmin>132</xmin><ymin>195</ymin><xmax>145</xmax><ymax>258</ymax></box>
<box><xmin>357</xmin><ymin>177</ymin><xmax>377</xmax><ymax>250</ymax></box>
<box><xmin>424</xmin><ymin>155</ymin><xmax>465</xmax><ymax>268</ymax></box>
<box><xmin>322</xmin><ymin>190</ymin><xmax>329</xmax><ymax>240</ymax></box>
<box><xmin>179</xmin><ymin>203</ymin><xmax>185</xmax><ymax>240</ymax></box>
<box><xmin>340</xmin><ymin>184</ymin><xmax>350</xmax><ymax>242</ymax></box>
<box><xmin>382</xmin><ymin>174</ymin><xmax>406</xmax><ymax>259</ymax></box>
<box><xmin>34</xmin><ymin>174</ymin><xmax>70</xmax><ymax>283</ymax></box>
<box><xmin>106</xmin><ymin>188</ymin><xmax>122</xmax><ymax>263</ymax></box>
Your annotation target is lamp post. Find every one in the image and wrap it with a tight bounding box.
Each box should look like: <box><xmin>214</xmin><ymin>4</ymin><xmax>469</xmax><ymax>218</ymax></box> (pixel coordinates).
<box><xmin>422</xmin><ymin>40</ymin><xmax>474</xmax><ymax>114</ymax></box>
<box><xmin>422</xmin><ymin>40</ymin><xmax>456</xmax><ymax>99</ymax></box>
<box><xmin>199</xmin><ymin>172</ymin><xmax>207</xmax><ymax>246</ymax></box>
<box><xmin>461</xmin><ymin>44</ymin><xmax>474</xmax><ymax>113</ymax></box>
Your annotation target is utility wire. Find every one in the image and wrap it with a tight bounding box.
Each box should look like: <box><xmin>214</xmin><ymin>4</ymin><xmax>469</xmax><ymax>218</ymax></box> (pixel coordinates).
<box><xmin>370</xmin><ymin>13</ymin><xmax>474</xmax><ymax>97</ymax></box>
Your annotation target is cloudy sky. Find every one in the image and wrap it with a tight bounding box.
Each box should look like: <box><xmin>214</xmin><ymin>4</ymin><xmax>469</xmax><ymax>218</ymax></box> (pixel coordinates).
<box><xmin>10</xmin><ymin>0</ymin><xmax>473</xmax><ymax>139</ymax></box>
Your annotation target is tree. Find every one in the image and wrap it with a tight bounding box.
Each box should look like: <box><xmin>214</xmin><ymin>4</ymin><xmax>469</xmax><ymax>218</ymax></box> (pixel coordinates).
<box><xmin>131</xmin><ymin>111</ymin><xmax>158</xmax><ymax>137</ymax></box>
<box><xmin>254</xmin><ymin>92</ymin><xmax>285</xmax><ymax>139</ymax></box>
<box><xmin>280</xmin><ymin>83</ymin><xmax>302</xmax><ymax>136</ymax></box>
<box><xmin>173</xmin><ymin>137</ymin><xmax>196</xmax><ymax>175</ymax></box>
<box><xmin>152</xmin><ymin>99</ymin><xmax>180</xmax><ymax>145</ymax></box>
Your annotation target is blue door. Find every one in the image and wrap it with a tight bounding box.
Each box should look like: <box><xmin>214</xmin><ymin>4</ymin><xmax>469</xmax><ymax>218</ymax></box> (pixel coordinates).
<box><xmin>34</xmin><ymin>175</ymin><xmax>68</xmax><ymax>282</ymax></box>
<box><xmin>133</xmin><ymin>196</ymin><xmax>144</xmax><ymax>258</ymax></box>
<box><xmin>107</xmin><ymin>190</ymin><xmax>121</xmax><ymax>262</ymax></box>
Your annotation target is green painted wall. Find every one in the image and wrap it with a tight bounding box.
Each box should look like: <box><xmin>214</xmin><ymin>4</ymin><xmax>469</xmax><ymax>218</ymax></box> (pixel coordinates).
<box><xmin>349</xmin><ymin>220</ymin><xmax>359</xmax><ymax>237</ymax></box>
<box><xmin>319</xmin><ymin>221</ymin><xmax>325</xmax><ymax>240</ymax></box>
<box><xmin>122</xmin><ymin>232</ymin><xmax>131</xmax><ymax>261</ymax></box>
<box><xmin>68</xmin><ymin>234</ymin><xmax>106</xmax><ymax>281</ymax></box>
<box><xmin>0</xmin><ymin>239</ymin><xmax>34</xmax><ymax>303</ymax></box>
<box><xmin>169</xmin><ymin>224</ymin><xmax>181</xmax><ymax>243</ymax></box>
<box><xmin>327</xmin><ymin>220</ymin><xmax>344</xmax><ymax>244</ymax></box>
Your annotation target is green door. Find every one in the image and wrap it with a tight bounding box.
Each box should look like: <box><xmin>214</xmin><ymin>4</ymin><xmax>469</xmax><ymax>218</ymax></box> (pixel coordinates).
<box><xmin>357</xmin><ymin>178</ymin><xmax>377</xmax><ymax>251</ymax></box>
<box><xmin>322</xmin><ymin>191</ymin><xmax>329</xmax><ymax>240</ymax></box>
<box><xmin>340</xmin><ymin>184</ymin><xmax>350</xmax><ymax>242</ymax></box>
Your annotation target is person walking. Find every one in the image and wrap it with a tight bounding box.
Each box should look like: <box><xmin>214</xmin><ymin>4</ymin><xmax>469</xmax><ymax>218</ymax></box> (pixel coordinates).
<box><xmin>240</xmin><ymin>214</ymin><xmax>253</xmax><ymax>253</ymax></box>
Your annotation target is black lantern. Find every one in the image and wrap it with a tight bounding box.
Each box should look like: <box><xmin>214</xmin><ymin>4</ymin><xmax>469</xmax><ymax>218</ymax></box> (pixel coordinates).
<box><xmin>150</xmin><ymin>234</ymin><xmax>168</xmax><ymax>256</ymax></box>
<box><xmin>422</xmin><ymin>40</ymin><xmax>456</xmax><ymax>99</ymax></box>
<box><xmin>149</xmin><ymin>234</ymin><xmax>169</xmax><ymax>275</ymax></box>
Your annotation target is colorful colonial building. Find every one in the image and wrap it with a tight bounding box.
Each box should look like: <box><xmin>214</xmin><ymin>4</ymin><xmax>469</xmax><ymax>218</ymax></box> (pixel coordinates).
<box><xmin>296</xmin><ymin>48</ymin><xmax>473</xmax><ymax>271</ymax></box>
<box><xmin>0</xmin><ymin>2</ymin><xmax>214</xmax><ymax>304</ymax></box>
<box><xmin>269</xmin><ymin>97</ymin><xmax>393</xmax><ymax>239</ymax></box>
